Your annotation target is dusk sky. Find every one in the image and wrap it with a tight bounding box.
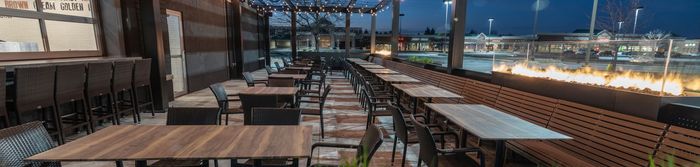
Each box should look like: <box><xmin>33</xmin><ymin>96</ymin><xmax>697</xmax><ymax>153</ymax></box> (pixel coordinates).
<box><xmin>333</xmin><ymin>0</ymin><xmax>700</xmax><ymax>38</ymax></box>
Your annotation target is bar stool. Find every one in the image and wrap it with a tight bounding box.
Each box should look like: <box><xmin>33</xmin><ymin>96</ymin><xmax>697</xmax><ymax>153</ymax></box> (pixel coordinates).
<box><xmin>12</xmin><ymin>65</ymin><xmax>63</xmax><ymax>144</ymax></box>
<box><xmin>0</xmin><ymin>68</ymin><xmax>8</xmax><ymax>129</ymax></box>
<box><xmin>85</xmin><ymin>62</ymin><xmax>118</xmax><ymax>127</ymax></box>
<box><xmin>112</xmin><ymin>60</ymin><xmax>138</xmax><ymax>124</ymax></box>
<box><xmin>54</xmin><ymin>64</ymin><xmax>92</xmax><ymax>136</ymax></box>
<box><xmin>133</xmin><ymin>59</ymin><xmax>155</xmax><ymax>119</ymax></box>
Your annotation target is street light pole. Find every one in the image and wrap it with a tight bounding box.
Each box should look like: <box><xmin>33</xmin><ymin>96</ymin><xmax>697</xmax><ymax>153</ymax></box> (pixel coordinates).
<box><xmin>618</xmin><ymin>21</ymin><xmax>624</xmax><ymax>34</ymax></box>
<box><xmin>585</xmin><ymin>0</ymin><xmax>599</xmax><ymax>66</ymax></box>
<box><xmin>488</xmin><ymin>18</ymin><xmax>495</xmax><ymax>35</ymax></box>
<box><xmin>444</xmin><ymin>0</ymin><xmax>452</xmax><ymax>30</ymax></box>
<box><xmin>633</xmin><ymin>6</ymin><xmax>643</xmax><ymax>34</ymax></box>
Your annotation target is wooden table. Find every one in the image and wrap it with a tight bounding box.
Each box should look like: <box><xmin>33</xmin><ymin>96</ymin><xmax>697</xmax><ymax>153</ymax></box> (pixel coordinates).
<box><xmin>237</xmin><ymin>87</ymin><xmax>299</xmax><ymax>95</ymax></box>
<box><xmin>285</xmin><ymin>66</ymin><xmax>312</xmax><ymax>71</ymax></box>
<box><xmin>269</xmin><ymin>74</ymin><xmax>307</xmax><ymax>80</ymax></box>
<box><xmin>366</xmin><ymin>69</ymin><xmax>399</xmax><ymax>74</ymax></box>
<box><xmin>392</xmin><ymin>84</ymin><xmax>461</xmax><ymax>117</ymax></box>
<box><xmin>376</xmin><ymin>74</ymin><xmax>420</xmax><ymax>83</ymax></box>
<box><xmin>425</xmin><ymin>103</ymin><xmax>572</xmax><ymax>167</ymax></box>
<box><xmin>353</xmin><ymin>61</ymin><xmax>375</xmax><ymax>65</ymax></box>
<box><xmin>26</xmin><ymin>125</ymin><xmax>313</xmax><ymax>167</ymax></box>
<box><xmin>359</xmin><ymin>64</ymin><xmax>385</xmax><ymax>69</ymax></box>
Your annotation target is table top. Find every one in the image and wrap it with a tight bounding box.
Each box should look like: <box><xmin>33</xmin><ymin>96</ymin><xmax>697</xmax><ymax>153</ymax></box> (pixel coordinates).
<box><xmin>377</xmin><ymin>74</ymin><xmax>421</xmax><ymax>83</ymax></box>
<box><xmin>285</xmin><ymin>66</ymin><xmax>312</xmax><ymax>70</ymax></box>
<box><xmin>27</xmin><ymin>125</ymin><xmax>313</xmax><ymax>161</ymax></box>
<box><xmin>359</xmin><ymin>64</ymin><xmax>385</xmax><ymax>69</ymax></box>
<box><xmin>353</xmin><ymin>62</ymin><xmax>375</xmax><ymax>65</ymax></box>
<box><xmin>392</xmin><ymin>84</ymin><xmax>461</xmax><ymax>98</ymax></box>
<box><xmin>269</xmin><ymin>74</ymin><xmax>307</xmax><ymax>80</ymax></box>
<box><xmin>425</xmin><ymin>103</ymin><xmax>572</xmax><ymax>140</ymax></box>
<box><xmin>346</xmin><ymin>58</ymin><xmax>366</xmax><ymax>62</ymax></box>
<box><xmin>237</xmin><ymin>87</ymin><xmax>299</xmax><ymax>95</ymax></box>
<box><xmin>366</xmin><ymin>69</ymin><xmax>399</xmax><ymax>74</ymax></box>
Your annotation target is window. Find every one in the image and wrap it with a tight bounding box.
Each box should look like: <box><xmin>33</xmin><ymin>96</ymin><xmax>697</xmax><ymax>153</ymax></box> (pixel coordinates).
<box><xmin>0</xmin><ymin>0</ymin><xmax>99</xmax><ymax>59</ymax></box>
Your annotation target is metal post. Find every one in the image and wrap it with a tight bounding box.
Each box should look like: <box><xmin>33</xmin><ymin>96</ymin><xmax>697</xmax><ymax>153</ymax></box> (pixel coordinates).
<box><xmin>390</xmin><ymin>0</ymin><xmax>400</xmax><ymax>57</ymax></box>
<box><xmin>447</xmin><ymin>0</ymin><xmax>467</xmax><ymax>73</ymax></box>
<box><xmin>345</xmin><ymin>13</ymin><xmax>351</xmax><ymax>56</ymax></box>
<box><xmin>633</xmin><ymin>7</ymin><xmax>643</xmax><ymax>34</ymax></box>
<box><xmin>660</xmin><ymin>39</ymin><xmax>673</xmax><ymax>95</ymax></box>
<box><xmin>290</xmin><ymin>10</ymin><xmax>298</xmax><ymax>60</ymax></box>
<box><xmin>488</xmin><ymin>18</ymin><xmax>494</xmax><ymax>35</ymax></box>
<box><xmin>370</xmin><ymin>14</ymin><xmax>377</xmax><ymax>54</ymax></box>
<box><xmin>585</xmin><ymin>0</ymin><xmax>599</xmax><ymax>65</ymax></box>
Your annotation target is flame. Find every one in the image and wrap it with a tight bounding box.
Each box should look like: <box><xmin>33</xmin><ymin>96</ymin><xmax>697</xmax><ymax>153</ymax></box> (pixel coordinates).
<box><xmin>494</xmin><ymin>63</ymin><xmax>689</xmax><ymax>96</ymax></box>
<box><xmin>376</xmin><ymin>50</ymin><xmax>391</xmax><ymax>56</ymax></box>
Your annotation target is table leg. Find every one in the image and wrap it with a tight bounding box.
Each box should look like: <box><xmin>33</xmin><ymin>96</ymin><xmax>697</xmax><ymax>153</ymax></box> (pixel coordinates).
<box><xmin>115</xmin><ymin>161</ymin><xmax>123</xmax><ymax>167</ymax></box>
<box><xmin>292</xmin><ymin>158</ymin><xmax>299</xmax><ymax>167</ymax></box>
<box><xmin>253</xmin><ymin>159</ymin><xmax>262</xmax><ymax>167</ymax></box>
<box><xmin>494</xmin><ymin>140</ymin><xmax>506</xmax><ymax>167</ymax></box>
<box><xmin>460</xmin><ymin>129</ymin><xmax>468</xmax><ymax>148</ymax></box>
<box><xmin>135</xmin><ymin>160</ymin><xmax>147</xmax><ymax>167</ymax></box>
<box><xmin>426</xmin><ymin>98</ymin><xmax>433</xmax><ymax>122</ymax></box>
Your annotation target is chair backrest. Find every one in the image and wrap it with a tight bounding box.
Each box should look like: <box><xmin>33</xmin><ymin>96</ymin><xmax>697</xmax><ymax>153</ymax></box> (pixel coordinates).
<box><xmin>112</xmin><ymin>60</ymin><xmax>135</xmax><ymax>92</ymax></box>
<box><xmin>355</xmin><ymin>124</ymin><xmax>384</xmax><ymax>165</ymax></box>
<box><xmin>86</xmin><ymin>62</ymin><xmax>113</xmax><ymax>97</ymax></box>
<box><xmin>14</xmin><ymin>65</ymin><xmax>56</xmax><ymax>113</ymax></box>
<box><xmin>250</xmin><ymin>108</ymin><xmax>301</xmax><ymax>125</ymax></box>
<box><xmin>133</xmin><ymin>59</ymin><xmax>152</xmax><ymax>87</ymax></box>
<box><xmin>411</xmin><ymin>115</ymin><xmax>440</xmax><ymax>167</ymax></box>
<box><xmin>268</xmin><ymin>77</ymin><xmax>294</xmax><ymax>87</ymax></box>
<box><xmin>282</xmin><ymin>58</ymin><xmax>291</xmax><ymax>66</ymax></box>
<box><xmin>209</xmin><ymin>83</ymin><xmax>229</xmax><ymax>114</ymax></box>
<box><xmin>391</xmin><ymin>105</ymin><xmax>410</xmax><ymax>144</ymax></box>
<box><xmin>0</xmin><ymin>121</ymin><xmax>58</xmax><ymax>167</ymax></box>
<box><xmin>319</xmin><ymin>85</ymin><xmax>333</xmax><ymax>104</ymax></box>
<box><xmin>55</xmin><ymin>64</ymin><xmax>86</xmax><ymax>104</ymax></box>
<box><xmin>265</xmin><ymin>66</ymin><xmax>274</xmax><ymax>75</ymax></box>
<box><xmin>242</xmin><ymin>72</ymin><xmax>256</xmax><ymax>87</ymax></box>
<box><xmin>274</xmin><ymin>62</ymin><xmax>284</xmax><ymax>70</ymax></box>
<box><xmin>239</xmin><ymin>94</ymin><xmax>279</xmax><ymax>125</ymax></box>
<box><xmin>167</xmin><ymin>108</ymin><xmax>219</xmax><ymax>125</ymax></box>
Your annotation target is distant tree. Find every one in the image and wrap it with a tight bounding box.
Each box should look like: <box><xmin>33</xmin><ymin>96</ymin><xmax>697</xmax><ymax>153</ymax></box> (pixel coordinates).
<box><xmin>274</xmin><ymin>12</ymin><xmax>342</xmax><ymax>51</ymax></box>
<box><xmin>644</xmin><ymin>29</ymin><xmax>670</xmax><ymax>40</ymax></box>
<box><xmin>424</xmin><ymin>27</ymin><xmax>432</xmax><ymax>35</ymax></box>
<box><xmin>468</xmin><ymin>29</ymin><xmax>477</xmax><ymax>35</ymax></box>
<box><xmin>364</xmin><ymin>30</ymin><xmax>369</xmax><ymax>34</ymax></box>
<box><xmin>596</xmin><ymin>0</ymin><xmax>643</xmax><ymax>36</ymax></box>
<box><xmin>430</xmin><ymin>28</ymin><xmax>436</xmax><ymax>35</ymax></box>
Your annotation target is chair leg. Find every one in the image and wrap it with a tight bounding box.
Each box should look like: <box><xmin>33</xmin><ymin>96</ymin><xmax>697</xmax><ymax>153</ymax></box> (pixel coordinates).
<box><xmin>130</xmin><ymin>88</ymin><xmax>140</xmax><ymax>124</ymax></box>
<box><xmin>50</xmin><ymin>107</ymin><xmax>65</xmax><ymax>144</ymax></box>
<box><xmin>402</xmin><ymin>142</ymin><xmax>409</xmax><ymax>167</ymax></box>
<box><xmin>417</xmin><ymin>158</ymin><xmax>422</xmax><ymax>167</ymax></box>
<box><xmin>225</xmin><ymin>114</ymin><xmax>229</xmax><ymax>125</ymax></box>
<box><xmin>320</xmin><ymin>112</ymin><xmax>325</xmax><ymax>138</ymax></box>
<box><xmin>392</xmin><ymin>137</ymin><xmax>398</xmax><ymax>164</ymax></box>
<box><xmin>146</xmin><ymin>85</ymin><xmax>155</xmax><ymax>117</ymax></box>
<box><xmin>110</xmin><ymin>94</ymin><xmax>120</xmax><ymax>125</ymax></box>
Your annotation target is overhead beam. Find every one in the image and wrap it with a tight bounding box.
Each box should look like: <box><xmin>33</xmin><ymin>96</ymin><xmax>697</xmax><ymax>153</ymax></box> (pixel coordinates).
<box><xmin>251</xmin><ymin>5</ymin><xmax>377</xmax><ymax>13</ymax></box>
<box><xmin>370</xmin><ymin>14</ymin><xmax>377</xmax><ymax>54</ymax></box>
<box><xmin>345</xmin><ymin>13</ymin><xmax>351</xmax><ymax>56</ymax></box>
<box><xmin>290</xmin><ymin>10</ymin><xmax>298</xmax><ymax>60</ymax></box>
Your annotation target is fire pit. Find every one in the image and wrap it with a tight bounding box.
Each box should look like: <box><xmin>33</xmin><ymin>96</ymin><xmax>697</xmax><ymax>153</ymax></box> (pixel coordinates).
<box><xmin>492</xmin><ymin>64</ymin><xmax>700</xmax><ymax>121</ymax></box>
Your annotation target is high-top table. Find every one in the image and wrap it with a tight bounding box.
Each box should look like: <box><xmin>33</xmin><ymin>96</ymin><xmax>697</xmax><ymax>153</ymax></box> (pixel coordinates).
<box><xmin>26</xmin><ymin>125</ymin><xmax>313</xmax><ymax>167</ymax></box>
<box><xmin>392</xmin><ymin>84</ymin><xmax>461</xmax><ymax>115</ymax></box>
<box><xmin>425</xmin><ymin>103</ymin><xmax>572</xmax><ymax>167</ymax></box>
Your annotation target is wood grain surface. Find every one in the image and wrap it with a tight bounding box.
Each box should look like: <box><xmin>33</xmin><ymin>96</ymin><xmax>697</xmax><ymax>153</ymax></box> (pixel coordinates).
<box><xmin>359</xmin><ymin>64</ymin><xmax>385</xmax><ymax>69</ymax></box>
<box><xmin>269</xmin><ymin>74</ymin><xmax>307</xmax><ymax>80</ymax></box>
<box><xmin>366</xmin><ymin>69</ymin><xmax>399</xmax><ymax>74</ymax></box>
<box><xmin>27</xmin><ymin>125</ymin><xmax>313</xmax><ymax>161</ymax></box>
<box><xmin>425</xmin><ymin>103</ymin><xmax>571</xmax><ymax>140</ymax></box>
<box><xmin>237</xmin><ymin>87</ymin><xmax>298</xmax><ymax>95</ymax></box>
<box><xmin>377</xmin><ymin>75</ymin><xmax>421</xmax><ymax>83</ymax></box>
<box><xmin>392</xmin><ymin>84</ymin><xmax>462</xmax><ymax>98</ymax></box>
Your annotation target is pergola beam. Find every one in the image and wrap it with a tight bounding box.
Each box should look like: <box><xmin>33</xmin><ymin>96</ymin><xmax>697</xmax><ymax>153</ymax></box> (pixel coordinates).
<box><xmin>251</xmin><ymin>5</ymin><xmax>377</xmax><ymax>13</ymax></box>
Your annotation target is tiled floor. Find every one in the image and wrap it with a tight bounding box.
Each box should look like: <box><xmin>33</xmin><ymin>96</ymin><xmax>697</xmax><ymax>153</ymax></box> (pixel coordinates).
<box><xmin>60</xmin><ymin>71</ymin><xmax>515</xmax><ymax>167</ymax></box>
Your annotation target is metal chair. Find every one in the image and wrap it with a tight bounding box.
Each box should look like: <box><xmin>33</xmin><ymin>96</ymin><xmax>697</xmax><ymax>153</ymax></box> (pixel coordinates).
<box><xmin>274</xmin><ymin>62</ymin><xmax>285</xmax><ymax>71</ymax></box>
<box><xmin>265</xmin><ymin>66</ymin><xmax>276</xmax><ymax>75</ymax></box>
<box><xmin>209</xmin><ymin>83</ymin><xmax>242</xmax><ymax>125</ymax></box>
<box><xmin>132</xmin><ymin>59</ymin><xmax>155</xmax><ymax>118</ymax></box>
<box><xmin>0</xmin><ymin>121</ymin><xmax>60</xmax><ymax>167</ymax></box>
<box><xmin>239</xmin><ymin>94</ymin><xmax>281</xmax><ymax>125</ymax></box>
<box><xmin>307</xmin><ymin>124</ymin><xmax>384</xmax><ymax>167</ymax></box>
<box><xmin>243</xmin><ymin>72</ymin><xmax>267</xmax><ymax>87</ymax></box>
<box><xmin>13</xmin><ymin>65</ymin><xmax>63</xmax><ymax>144</ymax></box>
<box><xmin>250</xmin><ymin>108</ymin><xmax>301</xmax><ymax>125</ymax></box>
<box><xmin>54</xmin><ymin>64</ymin><xmax>92</xmax><ymax>136</ymax></box>
<box><xmin>298</xmin><ymin>85</ymin><xmax>332</xmax><ymax>138</ymax></box>
<box><xmin>411</xmin><ymin>116</ymin><xmax>485</xmax><ymax>167</ymax></box>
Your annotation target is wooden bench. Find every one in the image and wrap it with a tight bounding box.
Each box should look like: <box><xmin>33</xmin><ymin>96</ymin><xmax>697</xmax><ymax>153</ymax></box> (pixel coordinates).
<box><xmin>654</xmin><ymin>125</ymin><xmax>700</xmax><ymax>166</ymax></box>
<box><xmin>508</xmin><ymin>100</ymin><xmax>667</xmax><ymax>166</ymax></box>
<box><xmin>462</xmin><ymin>80</ymin><xmax>501</xmax><ymax>107</ymax></box>
<box><xmin>494</xmin><ymin>87</ymin><xmax>557</xmax><ymax>127</ymax></box>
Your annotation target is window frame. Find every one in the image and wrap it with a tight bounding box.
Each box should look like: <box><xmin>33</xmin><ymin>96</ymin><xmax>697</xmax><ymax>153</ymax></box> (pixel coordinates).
<box><xmin>0</xmin><ymin>0</ymin><xmax>102</xmax><ymax>61</ymax></box>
